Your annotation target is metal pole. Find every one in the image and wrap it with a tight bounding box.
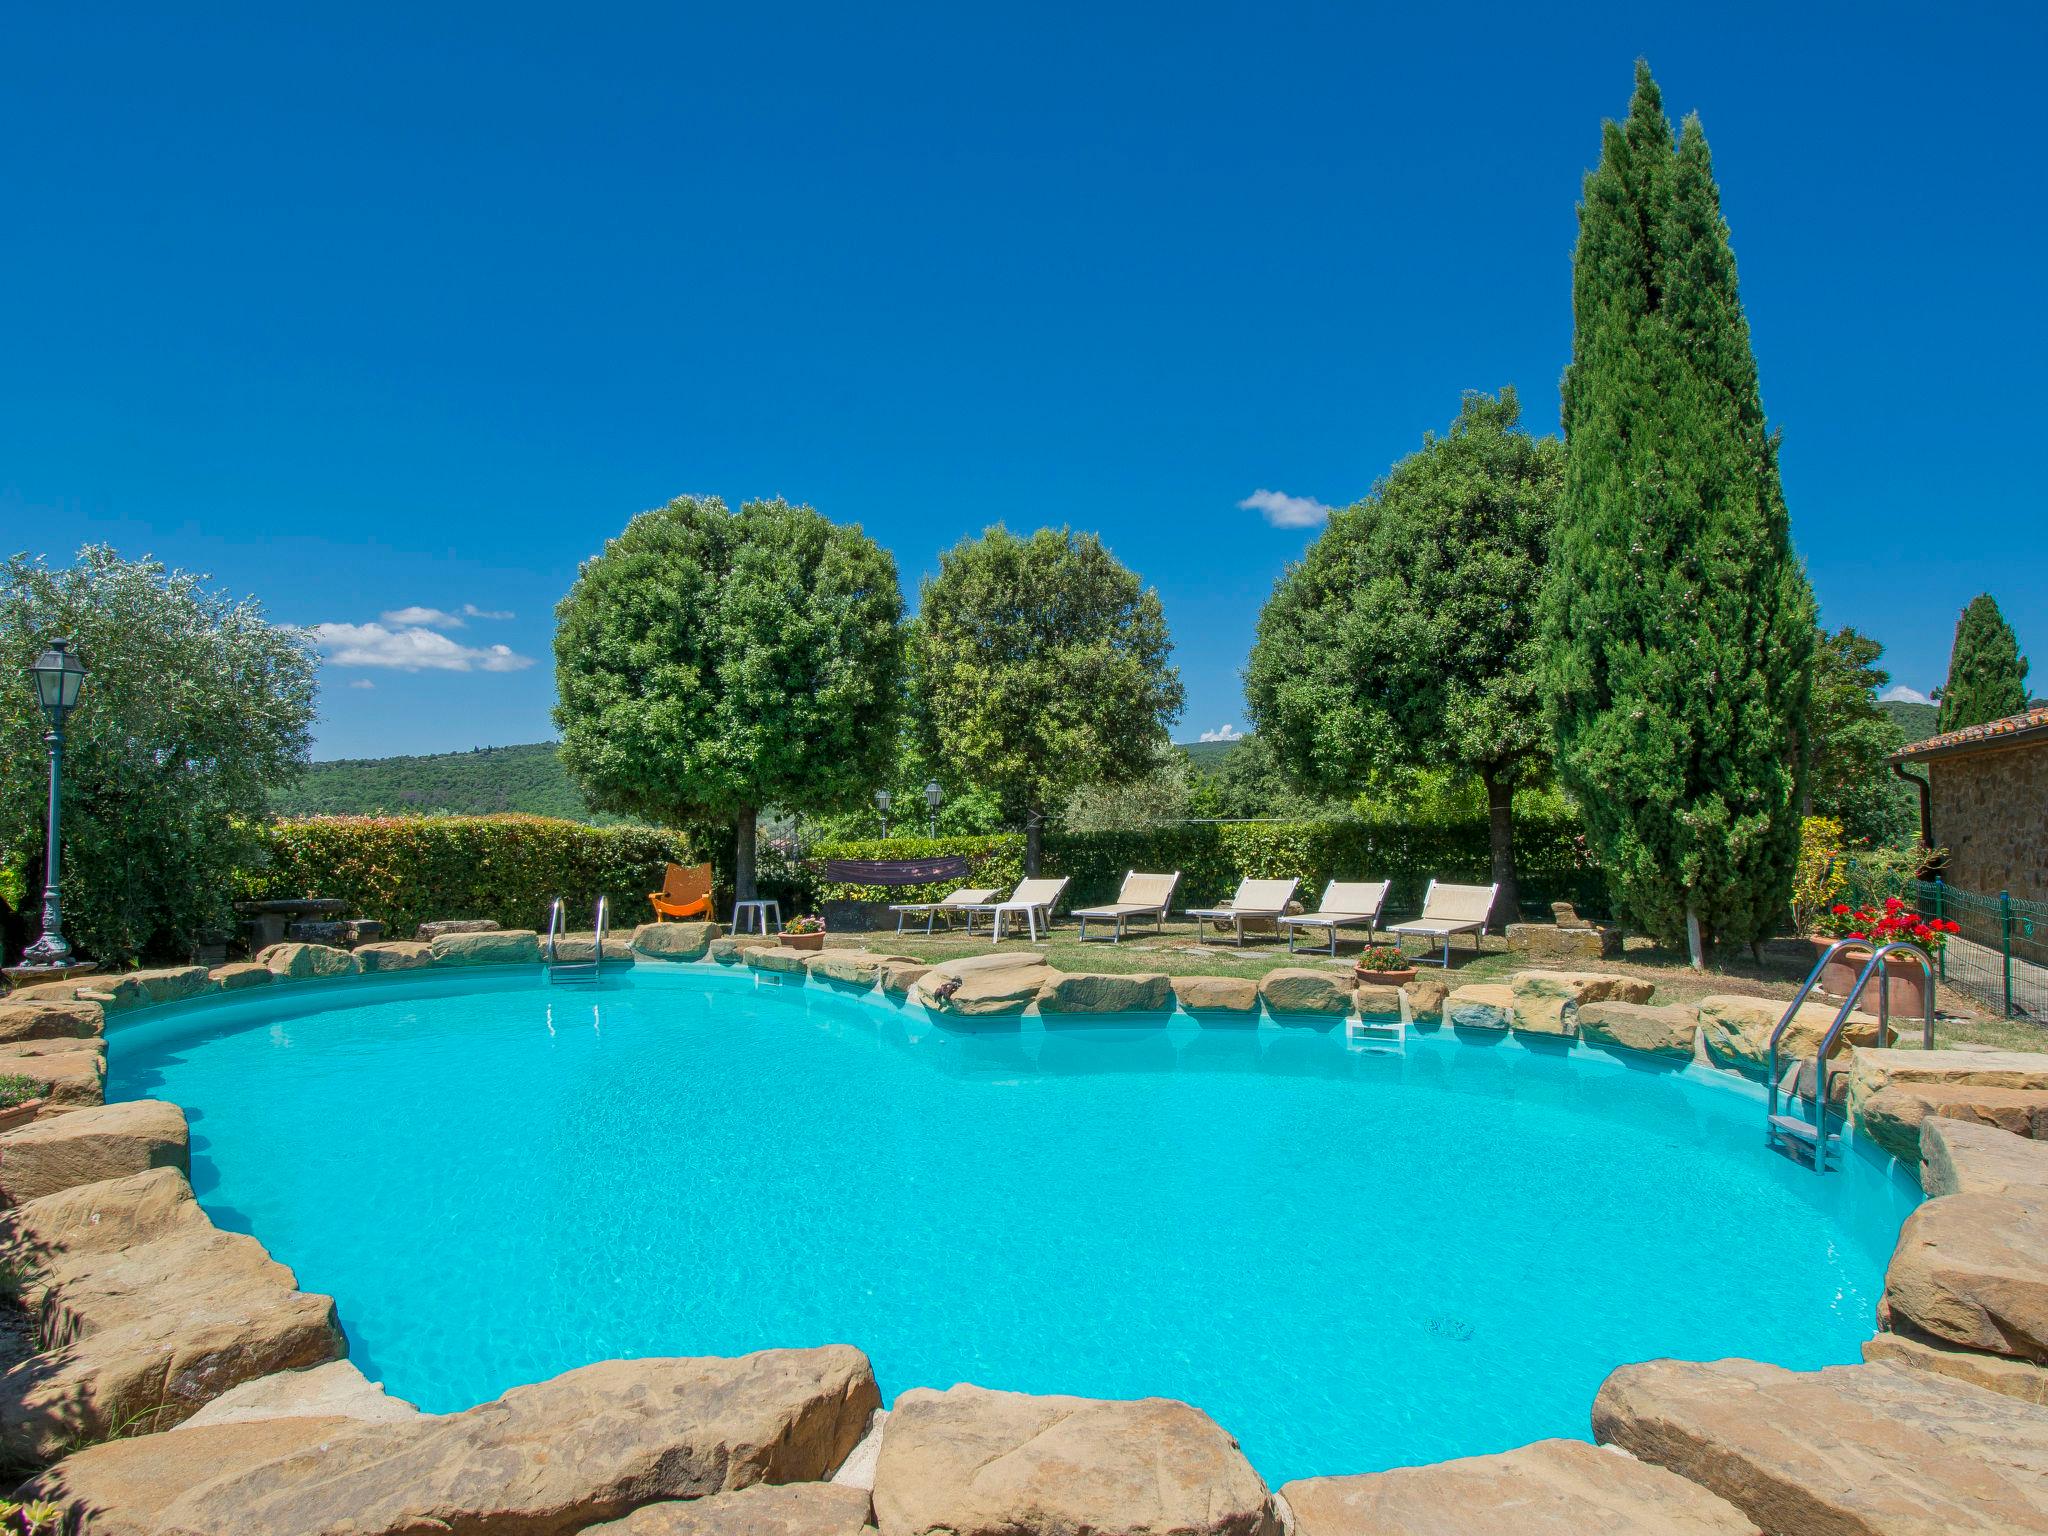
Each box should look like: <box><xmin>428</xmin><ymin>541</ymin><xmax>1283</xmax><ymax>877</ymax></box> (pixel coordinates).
<box><xmin>1933</xmin><ymin>878</ymin><xmax>1946</xmax><ymax>981</ymax></box>
<box><xmin>2002</xmin><ymin>890</ymin><xmax>2015</xmax><ymax>1019</ymax></box>
<box><xmin>25</xmin><ymin>721</ymin><xmax>72</xmax><ymax>966</ymax></box>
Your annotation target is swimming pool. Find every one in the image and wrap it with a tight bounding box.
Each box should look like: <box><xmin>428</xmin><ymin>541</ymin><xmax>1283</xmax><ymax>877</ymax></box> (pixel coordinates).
<box><xmin>108</xmin><ymin>964</ymin><xmax>1917</xmax><ymax>1485</ymax></box>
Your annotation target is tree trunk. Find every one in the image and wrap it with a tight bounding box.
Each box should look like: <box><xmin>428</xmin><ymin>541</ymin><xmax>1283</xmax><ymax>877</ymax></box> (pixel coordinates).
<box><xmin>735</xmin><ymin>806</ymin><xmax>758</xmax><ymax>905</ymax></box>
<box><xmin>1685</xmin><ymin>900</ymin><xmax>1705</xmax><ymax>970</ymax></box>
<box><xmin>1024</xmin><ymin>805</ymin><xmax>1043</xmax><ymax>877</ymax></box>
<box><xmin>1481</xmin><ymin>770</ymin><xmax>1519</xmax><ymax>926</ymax></box>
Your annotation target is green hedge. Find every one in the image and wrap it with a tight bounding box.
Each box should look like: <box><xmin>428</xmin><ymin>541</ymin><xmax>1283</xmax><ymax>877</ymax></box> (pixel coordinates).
<box><xmin>248</xmin><ymin>815</ymin><xmax>688</xmax><ymax>937</ymax></box>
<box><xmin>807</xmin><ymin>816</ymin><xmax>1604</xmax><ymax>921</ymax></box>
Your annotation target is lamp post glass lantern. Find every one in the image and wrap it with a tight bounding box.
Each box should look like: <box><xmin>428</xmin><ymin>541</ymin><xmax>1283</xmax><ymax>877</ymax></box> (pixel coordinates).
<box><xmin>21</xmin><ymin>638</ymin><xmax>88</xmax><ymax>971</ymax></box>
<box><xmin>924</xmin><ymin>780</ymin><xmax>942</xmax><ymax>837</ymax></box>
<box><xmin>874</xmin><ymin>788</ymin><xmax>891</xmax><ymax>839</ymax></box>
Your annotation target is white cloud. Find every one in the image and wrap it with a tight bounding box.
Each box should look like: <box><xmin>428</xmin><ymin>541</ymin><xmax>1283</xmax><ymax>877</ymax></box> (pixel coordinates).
<box><xmin>1239</xmin><ymin>488</ymin><xmax>1332</xmax><ymax>529</ymax></box>
<box><xmin>348</xmin><ymin>679</ymin><xmax>376</xmax><ymax>691</ymax></box>
<box><xmin>463</xmin><ymin>603</ymin><xmax>514</xmax><ymax>621</ymax></box>
<box><xmin>380</xmin><ymin>605</ymin><xmax>465</xmax><ymax>629</ymax></box>
<box><xmin>1198</xmin><ymin>724</ymin><xmax>1243</xmax><ymax>743</ymax></box>
<box><xmin>1880</xmin><ymin>684</ymin><xmax>1934</xmax><ymax>705</ymax></box>
<box><xmin>313</xmin><ymin>621</ymin><xmax>536</xmax><ymax>674</ymax></box>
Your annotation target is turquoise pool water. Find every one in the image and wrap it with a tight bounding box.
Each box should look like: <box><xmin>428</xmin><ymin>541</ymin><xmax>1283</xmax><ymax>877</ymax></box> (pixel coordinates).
<box><xmin>108</xmin><ymin>966</ymin><xmax>1917</xmax><ymax>1484</ymax></box>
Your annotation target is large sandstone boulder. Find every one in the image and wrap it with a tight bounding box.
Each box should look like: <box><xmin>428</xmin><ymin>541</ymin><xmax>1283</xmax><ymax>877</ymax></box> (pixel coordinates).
<box><xmin>260</xmin><ymin>942</ymin><xmax>359</xmax><ymax>981</ymax></box>
<box><xmin>1259</xmin><ymin>968</ymin><xmax>1353</xmax><ymax>1018</ymax></box>
<box><xmin>1506</xmin><ymin>922</ymin><xmax>1623</xmax><ymax>963</ymax></box>
<box><xmin>1280</xmin><ymin>1437</ymin><xmax>1755</xmax><ymax>1536</ymax></box>
<box><xmin>1402</xmin><ymin>975</ymin><xmax>1449</xmax><ymax>1020</ymax></box>
<box><xmin>415</xmin><ymin>918</ymin><xmax>501</xmax><ymax>941</ymax></box>
<box><xmin>1593</xmin><ymin>1357</ymin><xmax>2048</xmax><ymax>1534</ymax></box>
<box><xmin>0</xmin><ymin>997</ymin><xmax>103</xmax><ymax>1044</ymax></box>
<box><xmin>0</xmin><ymin>1167</ymin><xmax>343</xmax><ymax>1466</ymax></box>
<box><xmin>805</xmin><ymin>950</ymin><xmax>910</xmax><ymax>990</ymax></box>
<box><xmin>78</xmin><ymin>966</ymin><xmax>214</xmax><ymax>1011</ymax></box>
<box><xmin>1506</xmin><ymin>970</ymin><xmax>1653</xmax><ymax>1034</ymax></box>
<box><xmin>207</xmin><ymin>962</ymin><xmax>274</xmax><ymax>991</ymax></box>
<box><xmin>551</xmin><ymin>931</ymin><xmax>636</xmax><ymax>964</ymax></box>
<box><xmin>28</xmin><ymin>1346</ymin><xmax>881</xmax><ymax>1536</ymax></box>
<box><xmin>429</xmin><ymin>929</ymin><xmax>541</xmax><ymax>965</ymax></box>
<box><xmin>1444</xmin><ymin>983</ymin><xmax>1516</xmax><ymax>1031</ymax></box>
<box><xmin>1697</xmin><ymin>993</ymin><xmax>1885</xmax><ymax>1076</ymax></box>
<box><xmin>1857</xmin><ymin>1082</ymin><xmax>2048</xmax><ymax>1164</ymax></box>
<box><xmin>747</xmin><ymin>946</ymin><xmax>816</xmax><ymax>976</ymax></box>
<box><xmin>352</xmin><ymin>941</ymin><xmax>435</xmax><ymax>972</ymax></box>
<box><xmin>587</xmin><ymin>1482</ymin><xmax>874</xmax><ymax>1536</ymax></box>
<box><xmin>710</xmin><ymin>935</ymin><xmax>778</xmax><ymax>965</ymax></box>
<box><xmin>1854</xmin><ymin>1047</ymin><xmax>2048</xmax><ymax>1101</ymax></box>
<box><xmin>0</xmin><ymin>1043</ymin><xmax>104</xmax><ymax>1105</ymax></box>
<box><xmin>1038</xmin><ymin>972</ymin><xmax>1172</xmax><ymax>1014</ymax></box>
<box><xmin>179</xmin><ymin>1360</ymin><xmax>422</xmax><ymax>1429</ymax></box>
<box><xmin>1864</xmin><ymin>1332</ymin><xmax>2048</xmax><ymax>1407</ymax></box>
<box><xmin>1172</xmin><ymin>975</ymin><xmax>1260</xmax><ymax>1013</ymax></box>
<box><xmin>1883</xmin><ymin>1191</ymin><xmax>2048</xmax><ymax>1361</ymax></box>
<box><xmin>871</xmin><ymin>1384</ymin><xmax>1278</xmax><ymax>1536</ymax></box>
<box><xmin>1924</xmin><ymin>1118</ymin><xmax>2048</xmax><ymax>1198</ymax></box>
<box><xmin>1577</xmin><ymin>1000</ymin><xmax>1698</xmax><ymax>1060</ymax></box>
<box><xmin>910</xmin><ymin>954</ymin><xmax>1056</xmax><ymax>1016</ymax></box>
<box><xmin>0</xmin><ymin>1100</ymin><xmax>188</xmax><ymax>1206</ymax></box>
<box><xmin>633</xmin><ymin>921</ymin><xmax>722</xmax><ymax>961</ymax></box>
<box><xmin>881</xmin><ymin>961</ymin><xmax>931</xmax><ymax>999</ymax></box>
<box><xmin>1353</xmin><ymin>983</ymin><xmax>1403</xmax><ymax>1019</ymax></box>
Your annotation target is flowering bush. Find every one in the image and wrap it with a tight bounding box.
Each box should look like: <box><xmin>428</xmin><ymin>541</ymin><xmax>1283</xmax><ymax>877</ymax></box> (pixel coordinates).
<box><xmin>1354</xmin><ymin>943</ymin><xmax>1413</xmax><ymax>973</ymax></box>
<box><xmin>782</xmin><ymin>914</ymin><xmax>826</xmax><ymax>935</ymax></box>
<box><xmin>1813</xmin><ymin>895</ymin><xmax>1959</xmax><ymax>954</ymax></box>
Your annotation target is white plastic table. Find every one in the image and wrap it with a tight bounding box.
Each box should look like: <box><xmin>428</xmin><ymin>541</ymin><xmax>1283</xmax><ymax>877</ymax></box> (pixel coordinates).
<box><xmin>730</xmin><ymin>899</ymin><xmax>782</xmax><ymax>936</ymax></box>
<box><xmin>987</xmin><ymin>901</ymin><xmax>1046</xmax><ymax>944</ymax></box>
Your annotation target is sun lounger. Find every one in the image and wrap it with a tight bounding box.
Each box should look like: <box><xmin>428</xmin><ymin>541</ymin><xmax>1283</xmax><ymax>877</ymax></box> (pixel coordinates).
<box><xmin>963</xmin><ymin>876</ymin><xmax>1071</xmax><ymax>943</ymax></box>
<box><xmin>1279</xmin><ymin>879</ymin><xmax>1391</xmax><ymax>956</ymax></box>
<box><xmin>1073</xmin><ymin>871</ymin><xmax>1182</xmax><ymax>943</ymax></box>
<box><xmin>1388</xmin><ymin>879</ymin><xmax>1500</xmax><ymax>966</ymax></box>
<box><xmin>888</xmin><ymin>887</ymin><xmax>1002</xmax><ymax>935</ymax></box>
<box><xmin>1184</xmin><ymin>877</ymin><xmax>1301</xmax><ymax>947</ymax></box>
<box><xmin>648</xmin><ymin>862</ymin><xmax>713</xmax><ymax>922</ymax></box>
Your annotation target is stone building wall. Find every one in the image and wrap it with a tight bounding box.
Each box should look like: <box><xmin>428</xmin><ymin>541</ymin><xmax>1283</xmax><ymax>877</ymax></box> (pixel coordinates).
<box><xmin>1931</xmin><ymin>741</ymin><xmax>2048</xmax><ymax>903</ymax></box>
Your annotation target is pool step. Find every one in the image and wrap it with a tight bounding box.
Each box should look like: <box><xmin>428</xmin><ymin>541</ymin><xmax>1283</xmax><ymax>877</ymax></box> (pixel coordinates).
<box><xmin>1767</xmin><ymin>1113</ymin><xmax>1839</xmax><ymax>1167</ymax></box>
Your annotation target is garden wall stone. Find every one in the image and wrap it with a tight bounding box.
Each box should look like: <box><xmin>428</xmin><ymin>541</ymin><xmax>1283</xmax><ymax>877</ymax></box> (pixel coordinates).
<box><xmin>1856</xmin><ymin>1082</ymin><xmax>2048</xmax><ymax>1163</ymax></box>
<box><xmin>353</xmin><ymin>941</ymin><xmax>435</xmax><ymax>972</ymax></box>
<box><xmin>0</xmin><ymin>1042</ymin><xmax>105</xmax><ymax>1105</ymax></box>
<box><xmin>1444</xmin><ymin>983</ymin><xmax>1515</xmax><ymax>1030</ymax></box>
<box><xmin>872</xmin><ymin>1384</ymin><xmax>1278</xmax><ymax>1536</ymax></box>
<box><xmin>1576</xmin><ymin>1001</ymin><xmax>1697</xmax><ymax>1060</ymax></box>
<box><xmin>428</xmin><ymin>929</ymin><xmax>540</xmax><ymax>965</ymax></box>
<box><xmin>746</xmin><ymin>946</ymin><xmax>814</xmax><ymax>975</ymax></box>
<box><xmin>1593</xmin><ymin>1357</ymin><xmax>2048</xmax><ymax>1534</ymax></box>
<box><xmin>0</xmin><ymin>1167</ymin><xmax>344</xmax><ymax>1466</ymax></box>
<box><xmin>910</xmin><ymin>954</ymin><xmax>1055</xmax><ymax>1016</ymax></box>
<box><xmin>0</xmin><ymin>1100</ymin><xmax>188</xmax><ymax>1207</ymax></box>
<box><xmin>179</xmin><ymin>1360</ymin><xmax>421</xmax><ymax>1429</ymax></box>
<box><xmin>78</xmin><ymin>966</ymin><xmax>214</xmax><ymax>1012</ymax></box>
<box><xmin>1281</xmin><ymin>1437</ymin><xmax>1755</xmax><ymax>1536</ymax></box>
<box><xmin>1863</xmin><ymin>1332</ymin><xmax>2048</xmax><ymax>1407</ymax></box>
<box><xmin>550</xmin><ymin>932</ymin><xmax>636</xmax><ymax>964</ymax></box>
<box><xmin>208</xmin><ymin>962</ymin><xmax>273</xmax><ymax>990</ymax></box>
<box><xmin>415</xmin><ymin>918</ymin><xmax>501</xmax><ymax>941</ymax></box>
<box><xmin>805</xmin><ymin>950</ymin><xmax>910</xmax><ymax>989</ymax></box>
<box><xmin>1401</xmin><ymin>976</ymin><xmax>1448</xmax><ymax>1019</ymax></box>
<box><xmin>0</xmin><ymin>997</ymin><xmax>102</xmax><ymax>1044</ymax></box>
<box><xmin>1171</xmin><ymin>975</ymin><xmax>1259</xmax><ymax>1013</ymax></box>
<box><xmin>260</xmin><ymin>942</ymin><xmax>360</xmax><ymax>980</ymax></box>
<box><xmin>881</xmin><ymin>961</ymin><xmax>931</xmax><ymax>998</ymax></box>
<box><xmin>1353</xmin><ymin>982</ymin><xmax>1403</xmax><ymax>1017</ymax></box>
<box><xmin>1883</xmin><ymin>1190</ymin><xmax>2048</xmax><ymax>1361</ymax></box>
<box><xmin>1506</xmin><ymin>969</ymin><xmax>1654</xmax><ymax>1035</ymax></box>
<box><xmin>1505</xmin><ymin>922</ymin><xmax>1623</xmax><ymax>962</ymax></box>
<box><xmin>28</xmin><ymin>1346</ymin><xmax>881</xmax><ymax>1536</ymax></box>
<box><xmin>1923</xmin><ymin>1118</ymin><xmax>2048</xmax><ymax>1198</ymax></box>
<box><xmin>1850</xmin><ymin>1046</ymin><xmax>2048</xmax><ymax>1105</ymax></box>
<box><xmin>586</xmin><ymin>1482</ymin><xmax>875</xmax><ymax>1536</ymax></box>
<box><xmin>1259</xmin><ymin>968</ymin><xmax>1353</xmax><ymax>1017</ymax></box>
<box><xmin>1697</xmin><ymin>993</ymin><xmax>1884</xmax><ymax>1076</ymax></box>
<box><xmin>1037</xmin><ymin>972</ymin><xmax>1172</xmax><ymax>1013</ymax></box>
<box><xmin>632</xmin><ymin>920</ymin><xmax>721</xmax><ymax>960</ymax></box>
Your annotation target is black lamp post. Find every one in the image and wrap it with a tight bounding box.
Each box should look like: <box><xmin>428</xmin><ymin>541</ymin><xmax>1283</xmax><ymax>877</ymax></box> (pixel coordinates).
<box><xmin>875</xmin><ymin>788</ymin><xmax>891</xmax><ymax>839</ymax></box>
<box><xmin>20</xmin><ymin>638</ymin><xmax>89</xmax><ymax>972</ymax></box>
<box><xmin>924</xmin><ymin>780</ymin><xmax>942</xmax><ymax>837</ymax></box>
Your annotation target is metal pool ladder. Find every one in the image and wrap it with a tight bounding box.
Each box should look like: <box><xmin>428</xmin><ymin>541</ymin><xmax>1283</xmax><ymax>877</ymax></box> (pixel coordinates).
<box><xmin>544</xmin><ymin>895</ymin><xmax>610</xmax><ymax>985</ymax></box>
<box><xmin>1765</xmin><ymin>938</ymin><xmax>1935</xmax><ymax>1172</ymax></box>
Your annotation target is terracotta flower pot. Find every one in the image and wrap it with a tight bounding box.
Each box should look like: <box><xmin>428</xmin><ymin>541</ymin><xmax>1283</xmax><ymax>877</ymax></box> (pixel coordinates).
<box><xmin>1855</xmin><ymin>951</ymin><xmax>1934</xmax><ymax>1021</ymax></box>
<box><xmin>0</xmin><ymin>1098</ymin><xmax>47</xmax><ymax>1133</ymax></box>
<box><xmin>1357</xmin><ymin>966</ymin><xmax>1417</xmax><ymax>987</ymax></box>
<box><xmin>782</xmin><ymin>930</ymin><xmax>826</xmax><ymax>952</ymax></box>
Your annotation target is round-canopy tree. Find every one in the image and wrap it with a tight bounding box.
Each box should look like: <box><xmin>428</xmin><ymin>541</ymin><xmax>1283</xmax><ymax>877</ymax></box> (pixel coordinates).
<box><xmin>1937</xmin><ymin>594</ymin><xmax>2030</xmax><ymax>732</ymax></box>
<box><xmin>0</xmin><ymin>546</ymin><xmax>318</xmax><ymax>967</ymax></box>
<box><xmin>553</xmin><ymin>496</ymin><xmax>904</xmax><ymax>901</ymax></box>
<box><xmin>910</xmin><ymin>526</ymin><xmax>1182</xmax><ymax>872</ymax></box>
<box><xmin>1246</xmin><ymin>388</ymin><xmax>1562</xmax><ymax>919</ymax></box>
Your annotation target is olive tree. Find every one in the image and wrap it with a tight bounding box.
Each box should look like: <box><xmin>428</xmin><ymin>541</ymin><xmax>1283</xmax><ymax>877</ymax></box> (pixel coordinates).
<box><xmin>910</xmin><ymin>526</ymin><xmax>1182</xmax><ymax>872</ymax></box>
<box><xmin>553</xmin><ymin>496</ymin><xmax>903</xmax><ymax>900</ymax></box>
<box><xmin>0</xmin><ymin>546</ymin><xmax>318</xmax><ymax>967</ymax></box>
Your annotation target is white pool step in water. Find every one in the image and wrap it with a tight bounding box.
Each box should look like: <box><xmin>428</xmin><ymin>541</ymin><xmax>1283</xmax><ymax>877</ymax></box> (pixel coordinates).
<box><xmin>1767</xmin><ymin>1114</ymin><xmax>1839</xmax><ymax>1145</ymax></box>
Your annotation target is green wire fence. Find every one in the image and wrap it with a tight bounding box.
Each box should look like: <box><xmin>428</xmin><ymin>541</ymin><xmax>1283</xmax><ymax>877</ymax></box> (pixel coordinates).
<box><xmin>1908</xmin><ymin>877</ymin><xmax>2047</xmax><ymax>1022</ymax></box>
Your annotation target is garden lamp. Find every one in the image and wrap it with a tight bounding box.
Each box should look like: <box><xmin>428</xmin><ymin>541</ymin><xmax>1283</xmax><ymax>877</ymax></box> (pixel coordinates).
<box><xmin>924</xmin><ymin>780</ymin><xmax>942</xmax><ymax>836</ymax></box>
<box><xmin>20</xmin><ymin>638</ymin><xmax>89</xmax><ymax>971</ymax></box>
<box><xmin>875</xmin><ymin>788</ymin><xmax>891</xmax><ymax>839</ymax></box>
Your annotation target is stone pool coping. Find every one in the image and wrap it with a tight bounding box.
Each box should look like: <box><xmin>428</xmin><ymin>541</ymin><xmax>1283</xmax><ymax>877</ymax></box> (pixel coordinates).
<box><xmin>6</xmin><ymin>923</ymin><xmax>2048</xmax><ymax>1532</ymax></box>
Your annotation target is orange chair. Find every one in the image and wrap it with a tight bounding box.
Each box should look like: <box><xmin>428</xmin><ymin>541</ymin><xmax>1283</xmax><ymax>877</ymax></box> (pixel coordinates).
<box><xmin>649</xmin><ymin>862</ymin><xmax>713</xmax><ymax>921</ymax></box>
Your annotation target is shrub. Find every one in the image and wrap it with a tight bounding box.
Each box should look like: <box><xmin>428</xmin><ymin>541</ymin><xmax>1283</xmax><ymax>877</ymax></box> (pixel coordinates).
<box><xmin>808</xmin><ymin>834</ymin><xmax>1027</xmax><ymax>906</ymax></box>
<box><xmin>0</xmin><ymin>1075</ymin><xmax>48</xmax><ymax>1111</ymax></box>
<box><xmin>246</xmin><ymin>816</ymin><xmax>688</xmax><ymax>938</ymax></box>
<box><xmin>1791</xmin><ymin>817</ymin><xmax>1849</xmax><ymax>936</ymax></box>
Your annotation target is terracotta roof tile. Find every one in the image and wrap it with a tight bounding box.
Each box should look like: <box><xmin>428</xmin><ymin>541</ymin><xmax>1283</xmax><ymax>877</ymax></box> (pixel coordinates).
<box><xmin>1891</xmin><ymin>705</ymin><xmax>2048</xmax><ymax>762</ymax></box>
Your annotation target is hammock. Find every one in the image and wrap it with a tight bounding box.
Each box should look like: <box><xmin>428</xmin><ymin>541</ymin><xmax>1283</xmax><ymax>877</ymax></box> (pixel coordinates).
<box><xmin>820</xmin><ymin>855</ymin><xmax>973</xmax><ymax>887</ymax></box>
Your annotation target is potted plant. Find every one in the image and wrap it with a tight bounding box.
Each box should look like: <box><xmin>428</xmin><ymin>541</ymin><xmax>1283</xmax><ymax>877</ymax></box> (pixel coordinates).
<box><xmin>1354</xmin><ymin>943</ymin><xmax>1417</xmax><ymax>988</ymax></box>
<box><xmin>0</xmin><ymin>1074</ymin><xmax>50</xmax><ymax>1133</ymax></box>
<box><xmin>1810</xmin><ymin>898</ymin><xmax>1958</xmax><ymax>1017</ymax></box>
<box><xmin>781</xmin><ymin>914</ymin><xmax>827</xmax><ymax>953</ymax></box>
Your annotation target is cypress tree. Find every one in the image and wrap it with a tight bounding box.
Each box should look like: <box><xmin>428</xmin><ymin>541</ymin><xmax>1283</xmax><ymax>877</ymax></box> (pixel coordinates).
<box><xmin>1937</xmin><ymin>594</ymin><xmax>2030</xmax><ymax>730</ymax></box>
<box><xmin>1546</xmin><ymin>63</ymin><xmax>1817</xmax><ymax>966</ymax></box>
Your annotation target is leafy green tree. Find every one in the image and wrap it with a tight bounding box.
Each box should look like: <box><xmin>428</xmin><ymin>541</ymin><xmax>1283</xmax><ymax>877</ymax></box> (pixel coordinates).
<box><xmin>553</xmin><ymin>496</ymin><xmax>903</xmax><ymax>901</ymax></box>
<box><xmin>1807</xmin><ymin>626</ymin><xmax>1914</xmax><ymax>848</ymax></box>
<box><xmin>1245</xmin><ymin>389</ymin><xmax>1562</xmax><ymax>917</ymax></box>
<box><xmin>1185</xmin><ymin>734</ymin><xmax>1353</xmax><ymax>822</ymax></box>
<box><xmin>909</xmin><ymin>526</ymin><xmax>1183</xmax><ymax>872</ymax></box>
<box><xmin>1937</xmin><ymin>594</ymin><xmax>2030</xmax><ymax>731</ymax></box>
<box><xmin>1545</xmin><ymin>63</ymin><xmax>1817</xmax><ymax>965</ymax></box>
<box><xmin>0</xmin><ymin>546</ymin><xmax>317</xmax><ymax>967</ymax></box>
<box><xmin>1062</xmin><ymin>747</ymin><xmax>1194</xmax><ymax>832</ymax></box>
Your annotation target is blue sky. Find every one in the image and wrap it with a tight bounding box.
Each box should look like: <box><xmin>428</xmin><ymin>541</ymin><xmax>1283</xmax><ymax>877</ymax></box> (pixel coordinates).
<box><xmin>6</xmin><ymin>3</ymin><xmax>2043</xmax><ymax>759</ymax></box>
